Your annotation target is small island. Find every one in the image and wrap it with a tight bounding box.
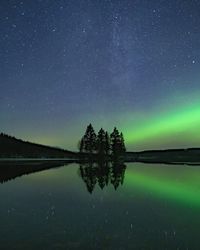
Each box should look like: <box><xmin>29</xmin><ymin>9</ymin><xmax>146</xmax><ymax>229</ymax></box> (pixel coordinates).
<box><xmin>78</xmin><ymin>124</ymin><xmax>126</xmax><ymax>161</ymax></box>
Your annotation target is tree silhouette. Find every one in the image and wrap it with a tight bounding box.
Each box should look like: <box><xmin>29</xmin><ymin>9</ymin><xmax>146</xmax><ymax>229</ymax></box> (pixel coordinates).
<box><xmin>79</xmin><ymin>161</ymin><xmax>126</xmax><ymax>193</ymax></box>
<box><xmin>110</xmin><ymin>161</ymin><xmax>126</xmax><ymax>190</ymax></box>
<box><xmin>82</xmin><ymin>124</ymin><xmax>97</xmax><ymax>155</ymax></box>
<box><xmin>110</xmin><ymin>128</ymin><xmax>126</xmax><ymax>160</ymax></box>
<box><xmin>96</xmin><ymin>128</ymin><xmax>106</xmax><ymax>158</ymax></box>
<box><xmin>79</xmin><ymin>162</ymin><xmax>97</xmax><ymax>193</ymax></box>
<box><xmin>78</xmin><ymin>124</ymin><xmax>125</xmax><ymax>160</ymax></box>
<box><xmin>120</xmin><ymin>132</ymin><xmax>126</xmax><ymax>155</ymax></box>
<box><xmin>110</xmin><ymin>127</ymin><xmax>121</xmax><ymax>159</ymax></box>
<box><xmin>97</xmin><ymin>161</ymin><xmax>110</xmax><ymax>189</ymax></box>
<box><xmin>105</xmin><ymin>131</ymin><xmax>110</xmax><ymax>157</ymax></box>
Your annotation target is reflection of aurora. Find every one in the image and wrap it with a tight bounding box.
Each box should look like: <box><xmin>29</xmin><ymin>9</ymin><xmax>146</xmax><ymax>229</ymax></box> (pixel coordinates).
<box><xmin>124</xmin><ymin>102</ymin><xmax>200</xmax><ymax>148</ymax></box>
<box><xmin>125</xmin><ymin>164</ymin><xmax>200</xmax><ymax>207</ymax></box>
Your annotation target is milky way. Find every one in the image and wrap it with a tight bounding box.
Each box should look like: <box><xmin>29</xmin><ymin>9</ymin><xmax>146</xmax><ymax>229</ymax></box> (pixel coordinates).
<box><xmin>1</xmin><ymin>0</ymin><xmax>200</xmax><ymax>150</ymax></box>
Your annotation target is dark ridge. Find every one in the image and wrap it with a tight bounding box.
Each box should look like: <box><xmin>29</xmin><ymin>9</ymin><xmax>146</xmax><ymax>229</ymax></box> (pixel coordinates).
<box><xmin>2</xmin><ymin>132</ymin><xmax>200</xmax><ymax>163</ymax></box>
<box><xmin>0</xmin><ymin>133</ymin><xmax>76</xmax><ymax>158</ymax></box>
<box><xmin>126</xmin><ymin>148</ymin><xmax>200</xmax><ymax>163</ymax></box>
<box><xmin>131</xmin><ymin>148</ymin><xmax>200</xmax><ymax>153</ymax></box>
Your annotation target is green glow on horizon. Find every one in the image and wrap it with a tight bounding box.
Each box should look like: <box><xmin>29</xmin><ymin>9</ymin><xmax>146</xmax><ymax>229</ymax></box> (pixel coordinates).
<box><xmin>14</xmin><ymin>94</ymin><xmax>200</xmax><ymax>151</ymax></box>
<box><xmin>126</xmin><ymin>165</ymin><xmax>200</xmax><ymax>206</ymax></box>
<box><xmin>124</xmin><ymin>102</ymin><xmax>200</xmax><ymax>147</ymax></box>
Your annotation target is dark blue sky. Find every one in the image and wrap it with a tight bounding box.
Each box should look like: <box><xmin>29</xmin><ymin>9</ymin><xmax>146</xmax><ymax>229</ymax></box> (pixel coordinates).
<box><xmin>1</xmin><ymin>0</ymin><xmax>200</xmax><ymax>150</ymax></box>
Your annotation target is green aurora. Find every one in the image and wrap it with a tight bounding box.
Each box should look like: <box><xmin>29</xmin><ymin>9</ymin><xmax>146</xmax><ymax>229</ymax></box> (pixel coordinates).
<box><xmin>123</xmin><ymin>101</ymin><xmax>200</xmax><ymax>150</ymax></box>
<box><xmin>13</xmin><ymin>95</ymin><xmax>200</xmax><ymax>151</ymax></box>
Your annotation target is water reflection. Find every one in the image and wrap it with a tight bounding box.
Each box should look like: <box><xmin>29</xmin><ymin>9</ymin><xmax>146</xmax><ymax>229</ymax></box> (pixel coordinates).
<box><xmin>0</xmin><ymin>161</ymin><xmax>126</xmax><ymax>194</ymax></box>
<box><xmin>0</xmin><ymin>162</ymin><xmax>66</xmax><ymax>183</ymax></box>
<box><xmin>79</xmin><ymin>161</ymin><xmax>127</xmax><ymax>193</ymax></box>
<box><xmin>1</xmin><ymin>162</ymin><xmax>200</xmax><ymax>249</ymax></box>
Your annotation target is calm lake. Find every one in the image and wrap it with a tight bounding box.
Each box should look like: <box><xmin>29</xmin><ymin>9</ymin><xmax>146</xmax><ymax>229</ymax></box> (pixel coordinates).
<box><xmin>0</xmin><ymin>162</ymin><xmax>200</xmax><ymax>249</ymax></box>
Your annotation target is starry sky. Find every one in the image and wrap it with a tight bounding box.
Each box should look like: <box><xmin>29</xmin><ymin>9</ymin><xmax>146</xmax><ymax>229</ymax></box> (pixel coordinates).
<box><xmin>1</xmin><ymin>0</ymin><xmax>200</xmax><ymax>151</ymax></box>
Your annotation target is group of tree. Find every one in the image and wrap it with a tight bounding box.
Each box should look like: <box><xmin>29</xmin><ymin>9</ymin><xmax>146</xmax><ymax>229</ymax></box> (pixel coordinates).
<box><xmin>79</xmin><ymin>161</ymin><xmax>127</xmax><ymax>193</ymax></box>
<box><xmin>78</xmin><ymin>124</ymin><xmax>126</xmax><ymax>160</ymax></box>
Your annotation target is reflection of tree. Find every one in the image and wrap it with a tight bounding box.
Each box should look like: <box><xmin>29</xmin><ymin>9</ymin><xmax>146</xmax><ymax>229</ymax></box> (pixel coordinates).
<box><xmin>79</xmin><ymin>161</ymin><xmax>127</xmax><ymax>193</ymax></box>
<box><xmin>110</xmin><ymin>161</ymin><xmax>126</xmax><ymax>190</ymax></box>
<box><xmin>79</xmin><ymin>162</ymin><xmax>97</xmax><ymax>193</ymax></box>
<box><xmin>97</xmin><ymin>161</ymin><xmax>110</xmax><ymax>190</ymax></box>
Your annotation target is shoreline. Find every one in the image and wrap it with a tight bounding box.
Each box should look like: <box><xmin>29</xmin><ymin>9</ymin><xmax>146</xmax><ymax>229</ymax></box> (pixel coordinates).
<box><xmin>1</xmin><ymin>158</ymin><xmax>200</xmax><ymax>166</ymax></box>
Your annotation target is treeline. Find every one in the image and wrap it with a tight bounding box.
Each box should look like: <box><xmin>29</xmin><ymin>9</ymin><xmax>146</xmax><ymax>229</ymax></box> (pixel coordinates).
<box><xmin>0</xmin><ymin>133</ymin><xmax>75</xmax><ymax>158</ymax></box>
<box><xmin>78</xmin><ymin>124</ymin><xmax>126</xmax><ymax>160</ymax></box>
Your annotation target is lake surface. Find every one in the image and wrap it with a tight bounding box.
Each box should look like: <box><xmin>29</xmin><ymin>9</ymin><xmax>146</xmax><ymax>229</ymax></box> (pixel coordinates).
<box><xmin>1</xmin><ymin>162</ymin><xmax>200</xmax><ymax>249</ymax></box>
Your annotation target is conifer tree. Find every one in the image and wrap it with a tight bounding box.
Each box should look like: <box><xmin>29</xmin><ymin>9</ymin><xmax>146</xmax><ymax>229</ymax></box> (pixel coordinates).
<box><xmin>82</xmin><ymin>124</ymin><xmax>97</xmax><ymax>154</ymax></box>
<box><xmin>105</xmin><ymin>131</ymin><xmax>110</xmax><ymax>157</ymax></box>
<box><xmin>110</xmin><ymin>127</ymin><xmax>121</xmax><ymax>158</ymax></box>
<box><xmin>120</xmin><ymin>132</ymin><xmax>126</xmax><ymax>155</ymax></box>
<box><xmin>110</xmin><ymin>127</ymin><xmax>126</xmax><ymax>159</ymax></box>
<box><xmin>96</xmin><ymin>128</ymin><xmax>106</xmax><ymax>156</ymax></box>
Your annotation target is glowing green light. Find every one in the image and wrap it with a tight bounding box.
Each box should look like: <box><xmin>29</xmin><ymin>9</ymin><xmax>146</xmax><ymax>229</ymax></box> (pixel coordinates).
<box><xmin>123</xmin><ymin>102</ymin><xmax>200</xmax><ymax>148</ymax></box>
<box><xmin>125</xmin><ymin>164</ymin><xmax>200</xmax><ymax>206</ymax></box>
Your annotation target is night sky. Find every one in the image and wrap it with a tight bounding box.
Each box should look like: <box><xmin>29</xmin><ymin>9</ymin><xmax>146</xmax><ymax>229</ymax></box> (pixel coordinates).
<box><xmin>1</xmin><ymin>0</ymin><xmax>200</xmax><ymax>151</ymax></box>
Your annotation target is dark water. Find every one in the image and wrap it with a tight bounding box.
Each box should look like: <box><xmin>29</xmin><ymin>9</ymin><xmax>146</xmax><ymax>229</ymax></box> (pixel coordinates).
<box><xmin>1</xmin><ymin>162</ymin><xmax>200</xmax><ymax>249</ymax></box>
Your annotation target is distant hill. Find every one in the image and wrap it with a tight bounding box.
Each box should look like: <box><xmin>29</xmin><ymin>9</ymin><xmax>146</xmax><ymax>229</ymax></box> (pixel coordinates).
<box><xmin>0</xmin><ymin>133</ymin><xmax>76</xmax><ymax>158</ymax></box>
<box><xmin>126</xmin><ymin>148</ymin><xmax>200</xmax><ymax>164</ymax></box>
<box><xmin>2</xmin><ymin>132</ymin><xmax>200</xmax><ymax>163</ymax></box>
